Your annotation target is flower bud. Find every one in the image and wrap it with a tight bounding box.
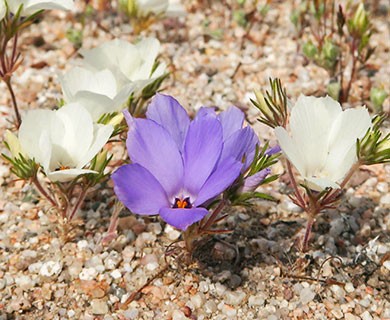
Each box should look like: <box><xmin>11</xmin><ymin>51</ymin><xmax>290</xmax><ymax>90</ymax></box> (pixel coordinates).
<box><xmin>4</xmin><ymin>130</ymin><xmax>25</xmax><ymax>159</ymax></box>
<box><xmin>349</xmin><ymin>3</ymin><xmax>369</xmax><ymax>37</ymax></box>
<box><xmin>303</xmin><ymin>40</ymin><xmax>318</xmax><ymax>59</ymax></box>
<box><xmin>370</xmin><ymin>87</ymin><xmax>387</xmax><ymax>110</ymax></box>
<box><xmin>92</xmin><ymin>149</ymin><xmax>109</xmax><ymax>173</ymax></box>
<box><xmin>254</xmin><ymin>90</ymin><xmax>272</xmax><ymax>118</ymax></box>
<box><xmin>327</xmin><ymin>81</ymin><xmax>341</xmax><ymax>101</ymax></box>
<box><xmin>108</xmin><ymin>113</ymin><xmax>124</xmax><ymax>127</ymax></box>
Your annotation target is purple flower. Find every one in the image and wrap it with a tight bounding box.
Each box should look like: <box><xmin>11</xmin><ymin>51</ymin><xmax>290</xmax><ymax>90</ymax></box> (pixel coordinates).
<box><xmin>112</xmin><ymin>94</ymin><xmax>258</xmax><ymax>230</ymax></box>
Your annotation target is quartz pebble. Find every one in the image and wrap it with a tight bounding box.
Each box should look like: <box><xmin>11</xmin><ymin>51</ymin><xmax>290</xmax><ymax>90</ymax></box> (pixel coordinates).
<box><xmin>39</xmin><ymin>261</ymin><xmax>62</xmax><ymax>277</ymax></box>
<box><xmin>91</xmin><ymin>299</ymin><xmax>109</xmax><ymax>315</ymax></box>
<box><xmin>299</xmin><ymin>287</ymin><xmax>315</xmax><ymax>304</ymax></box>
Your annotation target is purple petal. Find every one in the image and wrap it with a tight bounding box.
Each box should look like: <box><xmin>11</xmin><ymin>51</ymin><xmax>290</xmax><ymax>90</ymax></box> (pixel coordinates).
<box><xmin>220</xmin><ymin>126</ymin><xmax>259</xmax><ymax>171</ymax></box>
<box><xmin>194</xmin><ymin>157</ymin><xmax>242</xmax><ymax>206</ymax></box>
<box><xmin>159</xmin><ymin>207</ymin><xmax>209</xmax><ymax>230</ymax></box>
<box><xmin>183</xmin><ymin>116</ymin><xmax>223</xmax><ymax>197</ymax></box>
<box><xmin>127</xmin><ymin>118</ymin><xmax>183</xmax><ymax>197</ymax></box>
<box><xmin>240</xmin><ymin>168</ymin><xmax>271</xmax><ymax>193</ymax></box>
<box><xmin>218</xmin><ymin>106</ymin><xmax>244</xmax><ymax>140</ymax></box>
<box><xmin>195</xmin><ymin>107</ymin><xmax>216</xmax><ymax>120</ymax></box>
<box><xmin>112</xmin><ymin>164</ymin><xmax>169</xmax><ymax>215</ymax></box>
<box><xmin>265</xmin><ymin>145</ymin><xmax>281</xmax><ymax>155</ymax></box>
<box><xmin>146</xmin><ymin>94</ymin><xmax>190</xmax><ymax>151</ymax></box>
<box><xmin>123</xmin><ymin>109</ymin><xmax>134</xmax><ymax>127</ymax></box>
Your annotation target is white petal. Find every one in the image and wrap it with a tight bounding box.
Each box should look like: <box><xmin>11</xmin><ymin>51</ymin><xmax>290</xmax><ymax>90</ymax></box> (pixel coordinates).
<box><xmin>166</xmin><ymin>0</ymin><xmax>186</xmax><ymax>17</ymax></box>
<box><xmin>130</xmin><ymin>38</ymin><xmax>161</xmax><ymax>81</ymax></box>
<box><xmin>77</xmin><ymin>124</ymin><xmax>113</xmax><ymax>169</ymax></box>
<box><xmin>56</xmin><ymin>103</ymin><xmax>94</xmax><ymax>166</ymax></box>
<box><xmin>305</xmin><ymin>177</ymin><xmax>340</xmax><ymax>191</ymax></box>
<box><xmin>61</xmin><ymin>67</ymin><xmax>117</xmax><ymax>100</ymax></box>
<box><xmin>289</xmin><ymin>95</ymin><xmax>341</xmax><ymax>177</ymax></box>
<box><xmin>47</xmin><ymin>168</ymin><xmax>97</xmax><ymax>182</ymax></box>
<box><xmin>325</xmin><ymin>107</ymin><xmax>371</xmax><ymax>180</ymax></box>
<box><xmin>19</xmin><ymin>109</ymin><xmax>53</xmax><ymax>165</ymax></box>
<box><xmin>10</xmin><ymin>0</ymin><xmax>74</xmax><ymax>15</ymax></box>
<box><xmin>274</xmin><ymin>126</ymin><xmax>305</xmax><ymax>175</ymax></box>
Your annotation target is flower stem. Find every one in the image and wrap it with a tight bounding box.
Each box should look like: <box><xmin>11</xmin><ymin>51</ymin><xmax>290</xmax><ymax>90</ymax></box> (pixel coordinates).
<box><xmin>199</xmin><ymin>199</ymin><xmax>226</xmax><ymax>232</ymax></box>
<box><xmin>67</xmin><ymin>183</ymin><xmax>91</xmax><ymax>221</ymax></box>
<box><xmin>5</xmin><ymin>78</ymin><xmax>21</xmax><ymax>128</ymax></box>
<box><xmin>286</xmin><ymin>160</ymin><xmax>306</xmax><ymax>209</ymax></box>
<box><xmin>31</xmin><ymin>177</ymin><xmax>57</xmax><ymax>208</ymax></box>
<box><xmin>301</xmin><ymin>216</ymin><xmax>315</xmax><ymax>252</ymax></box>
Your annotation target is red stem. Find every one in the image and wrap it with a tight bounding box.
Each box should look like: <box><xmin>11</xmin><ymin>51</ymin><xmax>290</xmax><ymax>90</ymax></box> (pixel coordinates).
<box><xmin>32</xmin><ymin>178</ymin><xmax>57</xmax><ymax>208</ymax></box>
<box><xmin>199</xmin><ymin>199</ymin><xmax>226</xmax><ymax>232</ymax></box>
<box><xmin>286</xmin><ymin>160</ymin><xmax>306</xmax><ymax>209</ymax></box>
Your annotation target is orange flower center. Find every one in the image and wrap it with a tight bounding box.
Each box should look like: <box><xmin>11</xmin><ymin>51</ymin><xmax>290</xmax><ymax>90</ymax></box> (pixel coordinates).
<box><xmin>173</xmin><ymin>197</ymin><xmax>192</xmax><ymax>209</ymax></box>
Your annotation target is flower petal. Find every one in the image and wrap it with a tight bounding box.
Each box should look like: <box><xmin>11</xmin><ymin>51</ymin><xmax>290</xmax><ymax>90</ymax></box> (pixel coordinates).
<box><xmin>305</xmin><ymin>177</ymin><xmax>340</xmax><ymax>191</ymax></box>
<box><xmin>241</xmin><ymin>168</ymin><xmax>271</xmax><ymax>193</ymax></box>
<box><xmin>78</xmin><ymin>123</ymin><xmax>113</xmax><ymax>169</ymax></box>
<box><xmin>159</xmin><ymin>207</ymin><xmax>209</xmax><ymax>230</ymax></box>
<box><xmin>274</xmin><ymin>126</ymin><xmax>305</xmax><ymax>175</ymax></box>
<box><xmin>47</xmin><ymin>168</ymin><xmax>97</xmax><ymax>182</ymax></box>
<box><xmin>19</xmin><ymin>109</ymin><xmax>54</xmax><ymax>168</ymax></box>
<box><xmin>146</xmin><ymin>94</ymin><xmax>190</xmax><ymax>150</ymax></box>
<box><xmin>289</xmin><ymin>95</ymin><xmax>341</xmax><ymax>176</ymax></box>
<box><xmin>194</xmin><ymin>157</ymin><xmax>242</xmax><ymax>206</ymax></box>
<box><xmin>112</xmin><ymin>164</ymin><xmax>169</xmax><ymax>215</ymax></box>
<box><xmin>325</xmin><ymin>107</ymin><xmax>371</xmax><ymax>181</ymax></box>
<box><xmin>218</xmin><ymin>106</ymin><xmax>245</xmax><ymax>140</ymax></box>
<box><xmin>220</xmin><ymin>126</ymin><xmax>258</xmax><ymax>171</ymax></box>
<box><xmin>183</xmin><ymin>116</ymin><xmax>223</xmax><ymax>197</ymax></box>
<box><xmin>55</xmin><ymin>103</ymin><xmax>94</xmax><ymax>166</ymax></box>
<box><xmin>127</xmin><ymin>118</ymin><xmax>184</xmax><ymax>197</ymax></box>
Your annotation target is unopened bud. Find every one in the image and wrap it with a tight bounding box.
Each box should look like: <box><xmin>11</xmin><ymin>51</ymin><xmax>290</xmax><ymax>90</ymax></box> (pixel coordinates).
<box><xmin>4</xmin><ymin>130</ymin><xmax>25</xmax><ymax>159</ymax></box>
<box><xmin>254</xmin><ymin>90</ymin><xmax>272</xmax><ymax>118</ymax></box>
<box><xmin>108</xmin><ymin>113</ymin><xmax>124</xmax><ymax>127</ymax></box>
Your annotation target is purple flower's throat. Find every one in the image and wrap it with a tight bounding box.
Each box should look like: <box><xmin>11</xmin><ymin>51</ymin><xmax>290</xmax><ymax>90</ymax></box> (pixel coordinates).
<box><xmin>173</xmin><ymin>197</ymin><xmax>192</xmax><ymax>209</ymax></box>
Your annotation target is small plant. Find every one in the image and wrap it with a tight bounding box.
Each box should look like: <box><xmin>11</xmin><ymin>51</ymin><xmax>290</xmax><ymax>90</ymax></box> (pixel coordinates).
<box><xmin>111</xmin><ymin>94</ymin><xmax>279</xmax><ymax>256</ymax></box>
<box><xmin>292</xmin><ymin>1</ymin><xmax>375</xmax><ymax>103</ymax></box>
<box><xmin>0</xmin><ymin>0</ymin><xmax>74</xmax><ymax>128</ymax></box>
<box><xmin>118</xmin><ymin>0</ymin><xmax>185</xmax><ymax>34</ymax></box>
<box><xmin>252</xmin><ymin>78</ymin><xmax>390</xmax><ymax>251</ymax></box>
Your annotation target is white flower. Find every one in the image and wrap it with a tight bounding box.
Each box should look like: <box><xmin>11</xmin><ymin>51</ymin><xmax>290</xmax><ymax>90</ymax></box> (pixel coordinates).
<box><xmin>79</xmin><ymin>37</ymin><xmax>166</xmax><ymax>97</ymax></box>
<box><xmin>0</xmin><ymin>0</ymin><xmax>6</xmax><ymax>21</ymax></box>
<box><xmin>60</xmin><ymin>67</ymin><xmax>134</xmax><ymax>121</ymax></box>
<box><xmin>6</xmin><ymin>0</ymin><xmax>74</xmax><ymax>16</ymax></box>
<box><xmin>18</xmin><ymin>103</ymin><xmax>113</xmax><ymax>182</ymax></box>
<box><xmin>275</xmin><ymin>95</ymin><xmax>371</xmax><ymax>191</ymax></box>
<box><xmin>122</xmin><ymin>0</ymin><xmax>185</xmax><ymax>18</ymax></box>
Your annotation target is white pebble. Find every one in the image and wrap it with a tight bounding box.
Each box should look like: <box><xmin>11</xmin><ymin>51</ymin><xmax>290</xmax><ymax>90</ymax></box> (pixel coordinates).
<box><xmin>110</xmin><ymin>269</ymin><xmax>122</xmax><ymax>279</ymax></box>
<box><xmin>224</xmin><ymin>290</ymin><xmax>246</xmax><ymax>306</ymax></box>
<box><xmin>15</xmin><ymin>275</ymin><xmax>34</xmax><ymax>291</ymax></box>
<box><xmin>123</xmin><ymin>309</ymin><xmax>139</xmax><ymax>319</ymax></box>
<box><xmin>77</xmin><ymin>240</ymin><xmax>89</xmax><ymax>250</ymax></box>
<box><xmin>345</xmin><ymin>282</ymin><xmax>355</xmax><ymax>293</ymax></box>
<box><xmin>67</xmin><ymin>310</ymin><xmax>75</xmax><ymax>317</ymax></box>
<box><xmin>204</xmin><ymin>301</ymin><xmax>217</xmax><ymax>313</ymax></box>
<box><xmin>79</xmin><ymin>268</ymin><xmax>98</xmax><ymax>281</ymax></box>
<box><xmin>299</xmin><ymin>287</ymin><xmax>315</xmax><ymax>304</ymax></box>
<box><xmin>191</xmin><ymin>293</ymin><xmax>206</xmax><ymax>309</ymax></box>
<box><xmin>40</xmin><ymin>261</ymin><xmax>62</xmax><ymax>277</ymax></box>
<box><xmin>361</xmin><ymin>311</ymin><xmax>373</xmax><ymax>320</ymax></box>
<box><xmin>248</xmin><ymin>294</ymin><xmax>265</xmax><ymax>307</ymax></box>
<box><xmin>172</xmin><ymin>310</ymin><xmax>186</xmax><ymax>320</ymax></box>
<box><xmin>28</xmin><ymin>262</ymin><xmax>43</xmax><ymax>274</ymax></box>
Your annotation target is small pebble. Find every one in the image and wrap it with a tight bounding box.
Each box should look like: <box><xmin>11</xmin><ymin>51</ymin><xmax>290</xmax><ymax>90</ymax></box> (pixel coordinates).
<box><xmin>91</xmin><ymin>299</ymin><xmax>109</xmax><ymax>315</ymax></box>
<box><xmin>299</xmin><ymin>287</ymin><xmax>315</xmax><ymax>304</ymax></box>
<box><xmin>79</xmin><ymin>268</ymin><xmax>98</xmax><ymax>281</ymax></box>
<box><xmin>360</xmin><ymin>311</ymin><xmax>373</xmax><ymax>320</ymax></box>
<box><xmin>40</xmin><ymin>261</ymin><xmax>62</xmax><ymax>277</ymax></box>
